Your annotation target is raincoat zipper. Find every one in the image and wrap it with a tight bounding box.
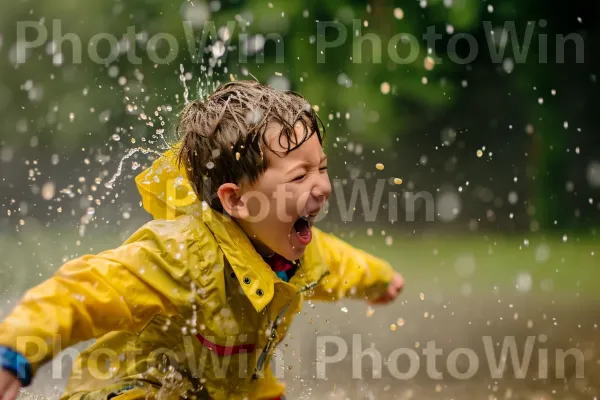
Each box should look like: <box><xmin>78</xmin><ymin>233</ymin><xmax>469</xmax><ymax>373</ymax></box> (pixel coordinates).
<box><xmin>251</xmin><ymin>271</ymin><xmax>330</xmax><ymax>380</ymax></box>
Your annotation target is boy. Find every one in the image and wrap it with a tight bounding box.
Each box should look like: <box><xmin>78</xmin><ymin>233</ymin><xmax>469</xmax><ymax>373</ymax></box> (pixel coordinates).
<box><xmin>0</xmin><ymin>81</ymin><xmax>403</xmax><ymax>400</ymax></box>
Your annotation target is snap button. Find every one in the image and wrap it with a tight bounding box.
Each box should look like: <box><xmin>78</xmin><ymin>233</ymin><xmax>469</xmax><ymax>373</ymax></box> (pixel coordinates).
<box><xmin>243</xmin><ymin>277</ymin><xmax>251</xmax><ymax>285</ymax></box>
<box><xmin>256</xmin><ymin>288</ymin><xmax>264</xmax><ymax>296</ymax></box>
<box><xmin>230</xmin><ymin>272</ymin><xmax>236</xmax><ymax>279</ymax></box>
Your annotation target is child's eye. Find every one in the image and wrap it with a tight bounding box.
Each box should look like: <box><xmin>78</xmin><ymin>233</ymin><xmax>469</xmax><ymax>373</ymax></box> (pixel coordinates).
<box><xmin>319</xmin><ymin>166</ymin><xmax>328</xmax><ymax>172</ymax></box>
<box><xmin>292</xmin><ymin>174</ymin><xmax>306</xmax><ymax>182</ymax></box>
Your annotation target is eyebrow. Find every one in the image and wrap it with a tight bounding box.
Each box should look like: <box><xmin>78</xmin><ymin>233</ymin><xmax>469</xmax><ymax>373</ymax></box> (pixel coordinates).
<box><xmin>287</xmin><ymin>154</ymin><xmax>328</xmax><ymax>174</ymax></box>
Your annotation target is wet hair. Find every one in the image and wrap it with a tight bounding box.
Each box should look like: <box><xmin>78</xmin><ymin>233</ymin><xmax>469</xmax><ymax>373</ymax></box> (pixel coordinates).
<box><xmin>176</xmin><ymin>80</ymin><xmax>324</xmax><ymax>212</ymax></box>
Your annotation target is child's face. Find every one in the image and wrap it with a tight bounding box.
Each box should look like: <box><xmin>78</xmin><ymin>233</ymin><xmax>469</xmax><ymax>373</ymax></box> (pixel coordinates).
<box><xmin>228</xmin><ymin>122</ymin><xmax>331</xmax><ymax>261</ymax></box>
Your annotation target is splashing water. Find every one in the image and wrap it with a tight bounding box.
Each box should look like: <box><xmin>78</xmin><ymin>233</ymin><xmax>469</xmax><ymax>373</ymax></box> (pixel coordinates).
<box><xmin>180</xmin><ymin>64</ymin><xmax>190</xmax><ymax>105</ymax></box>
<box><xmin>104</xmin><ymin>147</ymin><xmax>163</xmax><ymax>189</ymax></box>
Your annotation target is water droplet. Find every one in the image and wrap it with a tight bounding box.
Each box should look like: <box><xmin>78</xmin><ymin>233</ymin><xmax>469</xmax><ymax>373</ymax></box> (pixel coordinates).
<box><xmin>535</xmin><ymin>244</ymin><xmax>551</xmax><ymax>263</ymax></box>
<box><xmin>516</xmin><ymin>273</ymin><xmax>532</xmax><ymax>293</ymax></box>
<box><xmin>424</xmin><ymin>56</ymin><xmax>435</xmax><ymax>71</ymax></box>
<box><xmin>380</xmin><ymin>82</ymin><xmax>390</xmax><ymax>95</ymax></box>
<box><xmin>41</xmin><ymin>182</ymin><xmax>55</xmax><ymax>200</ymax></box>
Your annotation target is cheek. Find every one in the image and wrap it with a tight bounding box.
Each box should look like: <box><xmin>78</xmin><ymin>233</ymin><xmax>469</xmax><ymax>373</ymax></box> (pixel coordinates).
<box><xmin>244</xmin><ymin>191</ymin><xmax>270</xmax><ymax>220</ymax></box>
<box><xmin>284</xmin><ymin>183</ymin><xmax>310</xmax><ymax>214</ymax></box>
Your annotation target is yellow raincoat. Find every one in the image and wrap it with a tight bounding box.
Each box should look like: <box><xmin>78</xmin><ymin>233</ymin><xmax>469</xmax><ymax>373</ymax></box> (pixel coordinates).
<box><xmin>0</xmin><ymin>150</ymin><xmax>394</xmax><ymax>400</ymax></box>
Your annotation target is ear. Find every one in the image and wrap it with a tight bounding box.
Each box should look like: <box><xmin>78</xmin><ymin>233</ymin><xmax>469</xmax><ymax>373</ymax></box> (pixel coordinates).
<box><xmin>217</xmin><ymin>183</ymin><xmax>249</xmax><ymax>219</ymax></box>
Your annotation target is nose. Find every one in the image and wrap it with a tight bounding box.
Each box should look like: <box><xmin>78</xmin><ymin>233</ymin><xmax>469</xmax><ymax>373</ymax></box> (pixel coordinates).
<box><xmin>311</xmin><ymin>173</ymin><xmax>331</xmax><ymax>202</ymax></box>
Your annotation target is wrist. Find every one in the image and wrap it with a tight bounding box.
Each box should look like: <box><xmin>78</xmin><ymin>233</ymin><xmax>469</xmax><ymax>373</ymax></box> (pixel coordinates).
<box><xmin>0</xmin><ymin>347</ymin><xmax>32</xmax><ymax>386</ymax></box>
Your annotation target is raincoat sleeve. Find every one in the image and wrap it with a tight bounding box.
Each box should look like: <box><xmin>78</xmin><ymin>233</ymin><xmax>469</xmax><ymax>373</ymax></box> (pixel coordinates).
<box><xmin>0</xmin><ymin>217</ymin><xmax>201</xmax><ymax>376</ymax></box>
<box><xmin>308</xmin><ymin>228</ymin><xmax>395</xmax><ymax>302</ymax></box>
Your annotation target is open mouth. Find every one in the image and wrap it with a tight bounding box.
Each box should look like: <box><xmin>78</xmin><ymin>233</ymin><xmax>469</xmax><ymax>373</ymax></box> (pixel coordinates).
<box><xmin>292</xmin><ymin>214</ymin><xmax>316</xmax><ymax>246</ymax></box>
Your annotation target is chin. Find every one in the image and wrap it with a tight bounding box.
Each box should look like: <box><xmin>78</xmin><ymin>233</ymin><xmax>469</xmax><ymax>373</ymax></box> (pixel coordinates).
<box><xmin>276</xmin><ymin>243</ymin><xmax>306</xmax><ymax>262</ymax></box>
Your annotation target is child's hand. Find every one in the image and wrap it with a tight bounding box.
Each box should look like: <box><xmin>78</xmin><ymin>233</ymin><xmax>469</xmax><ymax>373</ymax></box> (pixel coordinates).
<box><xmin>0</xmin><ymin>369</ymin><xmax>22</xmax><ymax>400</ymax></box>
<box><xmin>369</xmin><ymin>272</ymin><xmax>404</xmax><ymax>305</ymax></box>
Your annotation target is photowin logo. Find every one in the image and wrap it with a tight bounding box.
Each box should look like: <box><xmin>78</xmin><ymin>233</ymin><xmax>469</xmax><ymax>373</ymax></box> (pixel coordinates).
<box><xmin>14</xmin><ymin>19</ymin><xmax>584</xmax><ymax>66</ymax></box>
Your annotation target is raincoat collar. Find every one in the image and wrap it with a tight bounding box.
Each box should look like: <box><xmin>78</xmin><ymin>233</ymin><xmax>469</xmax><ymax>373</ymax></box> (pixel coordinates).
<box><xmin>200</xmin><ymin>206</ymin><xmax>277</xmax><ymax>312</ymax></box>
<box><xmin>199</xmin><ymin>205</ymin><xmax>329</xmax><ymax>312</ymax></box>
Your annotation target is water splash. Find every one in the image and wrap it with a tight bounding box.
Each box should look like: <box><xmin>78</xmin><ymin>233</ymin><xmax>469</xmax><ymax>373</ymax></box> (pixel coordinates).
<box><xmin>179</xmin><ymin>64</ymin><xmax>190</xmax><ymax>105</ymax></box>
<box><xmin>104</xmin><ymin>147</ymin><xmax>163</xmax><ymax>189</ymax></box>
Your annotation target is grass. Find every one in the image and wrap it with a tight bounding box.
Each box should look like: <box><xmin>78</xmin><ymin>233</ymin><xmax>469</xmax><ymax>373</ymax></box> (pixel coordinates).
<box><xmin>1</xmin><ymin>222</ymin><xmax>599</xmax><ymax>301</ymax></box>
<box><xmin>339</xmin><ymin>230</ymin><xmax>599</xmax><ymax>300</ymax></box>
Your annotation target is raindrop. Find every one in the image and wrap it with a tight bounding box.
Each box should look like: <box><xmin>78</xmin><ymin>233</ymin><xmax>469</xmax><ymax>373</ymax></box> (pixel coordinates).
<box><xmin>268</xmin><ymin>75</ymin><xmax>290</xmax><ymax>91</ymax></box>
<box><xmin>41</xmin><ymin>182</ymin><xmax>55</xmax><ymax>200</ymax></box>
<box><xmin>424</xmin><ymin>56</ymin><xmax>435</xmax><ymax>71</ymax></box>
<box><xmin>108</xmin><ymin>65</ymin><xmax>119</xmax><ymax>78</ymax></box>
<box><xmin>516</xmin><ymin>273</ymin><xmax>532</xmax><ymax>293</ymax></box>
<box><xmin>586</xmin><ymin>161</ymin><xmax>600</xmax><ymax>188</ymax></box>
<box><xmin>441</xmin><ymin>127</ymin><xmax>457</xmax><ymax>146</ymax></box>
<box><xmin>436</xmin><ymin>192</ymin><xmax>461</xmax><ymax>222</ymax></box>
<box><xmin>503</xmin><ymin>58</ymin><xmax>514</xmax><ymax>73</ymax></box>
<box><xmin>181</xmin><ymin>2</ymin><xmax>211</xmax><ymax>28</ymax></box>
<box><xmin>380</xmin><ymin>82</ymin><xmax>390</xmax><ymax>95</ymax></box>
<box><xmin>535</xmin><ymin>244</ymin><xmax>551</xmax><ymax>263</ymax></box>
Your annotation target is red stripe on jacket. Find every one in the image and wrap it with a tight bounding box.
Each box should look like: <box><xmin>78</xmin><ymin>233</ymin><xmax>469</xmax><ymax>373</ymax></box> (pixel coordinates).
<box><xmin>196</xmin><ymin>334</ymin><xmax>256</xmax><ymax>356</ymax></box>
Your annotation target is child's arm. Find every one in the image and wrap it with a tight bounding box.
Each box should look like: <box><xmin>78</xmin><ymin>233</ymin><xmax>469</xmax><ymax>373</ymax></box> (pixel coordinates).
<box><xmin>307</xmin><ymin>228</ymin><xmax>404</xmax><ymax>302</ymax></box>
<box><xmin>0</xmin><ymin>218</ymin><xmax>200</xmax><ymax>386</ymax></box>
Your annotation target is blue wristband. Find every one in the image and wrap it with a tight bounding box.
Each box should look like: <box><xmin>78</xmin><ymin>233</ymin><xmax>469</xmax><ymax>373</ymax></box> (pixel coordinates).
<box><xmin>0</xmin><ymin>347</ymin><xmax>32</xmax><ymax>386</ymax></box>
